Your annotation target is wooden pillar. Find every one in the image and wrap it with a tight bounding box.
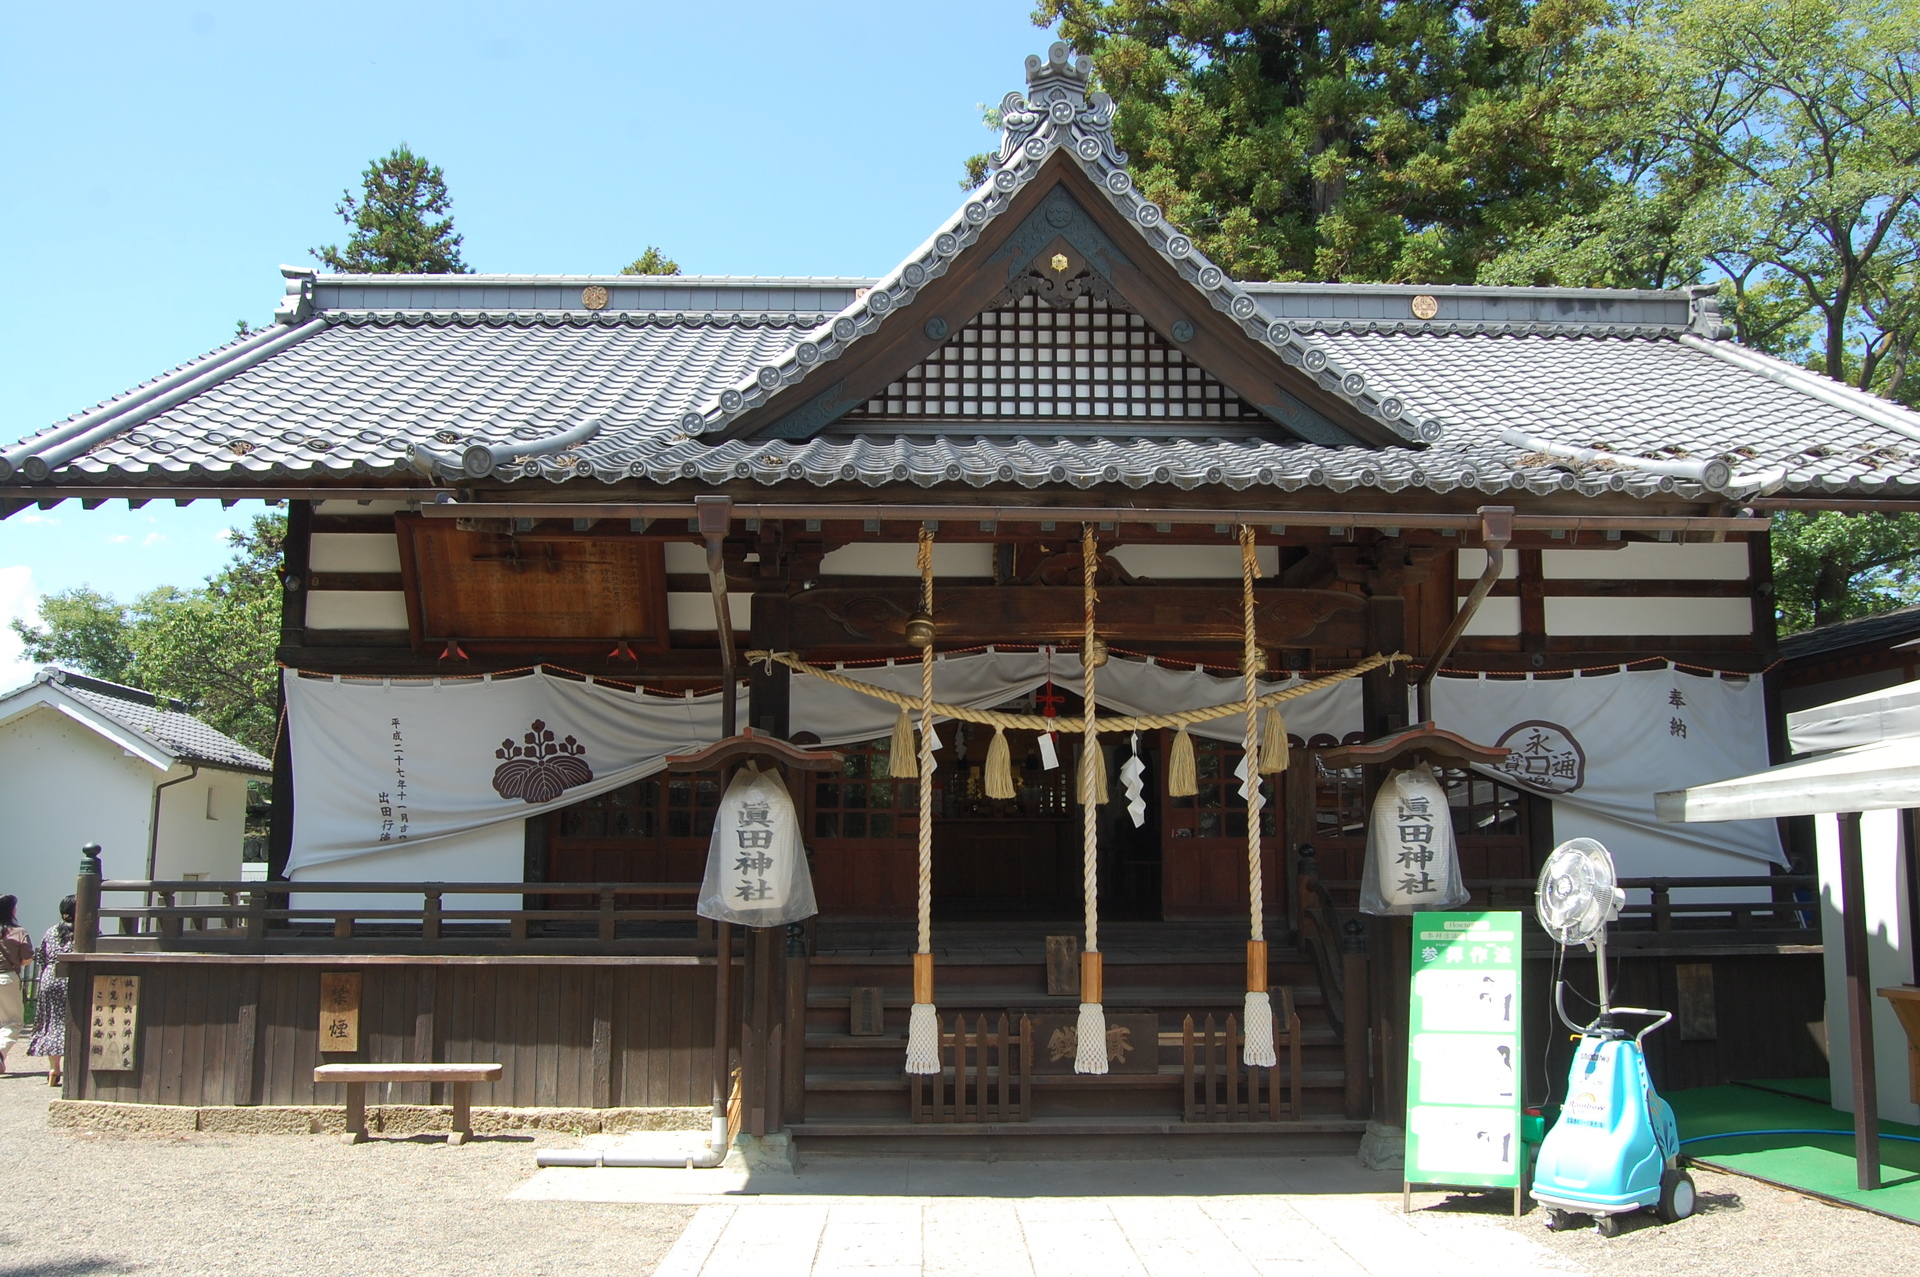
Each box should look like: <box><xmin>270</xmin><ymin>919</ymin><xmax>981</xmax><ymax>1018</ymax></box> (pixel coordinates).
<box><xmin>748</xmin><ymin>592</ymin><xmax>792</xmax><ymax>739</ymax></box>
<box><xmin>783</xmin><ymin>922</ymin><xmax>810</xmax><ymax>1126</ymax></box>
<box><xmin>1361</xmin><ymin>588</ymin><xmax>1410</xmax><ymax>1132</ymax></box>
<box><xmin>1838</xmin><ymin>811</ymin><xmax>1882</xmax><ymax>1191</ymax></box>
<box><xmin>268</xmin><ymin>500</ymin><xmax>310</xmax><ymax>883</ymax></box>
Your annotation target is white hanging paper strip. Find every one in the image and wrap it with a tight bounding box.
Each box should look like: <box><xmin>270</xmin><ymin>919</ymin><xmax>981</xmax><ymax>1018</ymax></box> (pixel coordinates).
<box><xmin>1038</xmin><ymin>733</ymin><xmax>1060</xmax><ymax>770</ymax></box>
<box><xmin>1121</xmin><ymin>733</ymin><xmax>1147</xmax><ymax>829</ymax></box>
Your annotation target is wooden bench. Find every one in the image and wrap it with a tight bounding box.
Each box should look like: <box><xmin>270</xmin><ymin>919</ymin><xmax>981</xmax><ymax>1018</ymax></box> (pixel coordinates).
<box><xmin>313</xmin><ymin>1063</ymin><xmax>504</xmax><ymax>1145</ymax></box>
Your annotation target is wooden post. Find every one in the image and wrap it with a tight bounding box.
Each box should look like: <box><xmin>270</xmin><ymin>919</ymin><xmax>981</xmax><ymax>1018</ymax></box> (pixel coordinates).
<box><xmin>422</xmin><ymin>890</ymin><xmax>442</xmax><ymax>943</ymax></box>
<box><xmin>1342</xmin><ymin>917</ymin><xmax>1372</xmax><ymax>1121</ymax></box>
<box><xmin>74</xmin><ymin>844</ymin><xmax>102</xmax><ymax>954</ymax></box>
<box><xmin>783</xmin><ymin>922</ymin><xmax>809</xmax><ymax>1126</ymax></box>
<box><xmin>1838</xmin><ymin>811</ymin><xmax>1881</xmax><ymax>1191</ymax></box>
<box><xmin>598</xmin><ymin>888</ymin><xmax>617</xmax><ymax>944</ymax></box>
<box><xmin>342</xmin><ymin>1080</ymin><xmax>368</xmax><ymax>1144</ymax></box>
<box><xmin>712</xmin><ymin>920</ymin><xmax>733</xmax><ymax>1148</ymax></box>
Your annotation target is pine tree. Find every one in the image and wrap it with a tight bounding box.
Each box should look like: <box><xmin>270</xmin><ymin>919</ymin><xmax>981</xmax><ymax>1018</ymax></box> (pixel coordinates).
<box><xmin>620</xmin><ymin>247</ymin><xmax>681</xmax><ymax>275</ymax></box>
<box><xmin>313</xmin><ymin>144</ymin><xmax>471</xmax><ymax>274</ymax></box>
<box><xmin>1039</xmin><ymin>0</ymin><xmax>1606</xmax><ymax>282</ymax></box>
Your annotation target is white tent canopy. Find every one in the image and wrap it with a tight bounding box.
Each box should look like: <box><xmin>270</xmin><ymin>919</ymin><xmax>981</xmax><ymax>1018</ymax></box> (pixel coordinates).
<box><xmin>1655</xmin><ymin>739</ymin><xmax>1920</xmax><ymax>823</ymax></box>
<box><xmin>1787</xmin><ymin>677</ymin><xmax>1920</xmax><ymax>755</ymax></box>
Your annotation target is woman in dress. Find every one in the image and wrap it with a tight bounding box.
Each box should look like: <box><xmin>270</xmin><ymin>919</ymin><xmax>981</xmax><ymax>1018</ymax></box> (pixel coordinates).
<box><xmin>28</xmin><ymin>897</ymin><xmax>75</xmax><ymax>1086</ymax></box>
<box><xmin>0</xmin><ymin>895</ymin><xmax>31</xmax><ymax>1073</ymax></box>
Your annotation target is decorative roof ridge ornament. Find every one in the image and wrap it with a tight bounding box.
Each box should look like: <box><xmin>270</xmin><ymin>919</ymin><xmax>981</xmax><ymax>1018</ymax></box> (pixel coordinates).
<box><xmin>680</xmin><ymin>45</ymin><xmax>1436</xmax><ymax>449</ymax></box>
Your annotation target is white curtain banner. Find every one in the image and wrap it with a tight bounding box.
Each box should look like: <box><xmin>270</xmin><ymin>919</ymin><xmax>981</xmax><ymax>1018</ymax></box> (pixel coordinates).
<box><xmin>287</xmin><ymin>652</ymin><xmax>1367</xmax><ymax>873</ymax></box>
<box><xmin>285</xmin><ymin>669</ymin><xmax>720</xmax><ymax>873</ymax></box>
<box><xmin>1430</xmin><ymin>667</ymin><xmax>1784</xmax><ymax>868</ymax></box>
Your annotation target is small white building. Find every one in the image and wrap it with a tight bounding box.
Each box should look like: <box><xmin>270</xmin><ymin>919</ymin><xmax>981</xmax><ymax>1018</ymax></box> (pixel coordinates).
<box><xmin>0</xmin><ymin>668</ymin><xmax>272</xmax><ymax>937</ymax></box>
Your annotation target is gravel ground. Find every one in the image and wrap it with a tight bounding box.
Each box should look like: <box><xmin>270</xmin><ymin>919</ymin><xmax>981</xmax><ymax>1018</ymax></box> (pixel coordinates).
<box><xmin>1415</xmin><ymin>1167</ymin><xmax>1918</xmax><ymax>1276</ymax></box>
<box><xmin>0</xmin><ymin>1061</ymin><xmax>693</xmax><ymax>1277</ymax></box>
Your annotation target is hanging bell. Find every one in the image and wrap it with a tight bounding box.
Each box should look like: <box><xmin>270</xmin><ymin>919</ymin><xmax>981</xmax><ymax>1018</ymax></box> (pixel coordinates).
<box><xmin>905</xmin><ymin>611</ymin><xmax>937</xmax><ymax>649</ymax></box>
<box><xmin>1081</xmin><ymin>634</ymin><xmax>1109</xmax><ymax>669</ymax></box>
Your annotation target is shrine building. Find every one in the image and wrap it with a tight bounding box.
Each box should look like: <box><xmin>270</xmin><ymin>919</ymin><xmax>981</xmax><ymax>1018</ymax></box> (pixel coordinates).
<box><xmin>5</xmin><ymin>45</ymin><xmax>1911</xmax><ymax>1155</ymax></box>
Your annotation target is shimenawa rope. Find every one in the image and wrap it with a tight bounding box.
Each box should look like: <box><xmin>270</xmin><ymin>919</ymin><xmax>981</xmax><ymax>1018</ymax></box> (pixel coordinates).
<box><xmin>1239</xmin><ymin>526</ymin><xmax>1276</xmax><ymax>1068</ymax></box>
<box><xmin>1075</xmin><ymin>525</ymin><xmax>1108</xmax><ymax>1074</ymax></box>
<box><xmin>904</xmin><ymin>526</ymin><xmax>941</xmax><ymax>1075</ymax></box>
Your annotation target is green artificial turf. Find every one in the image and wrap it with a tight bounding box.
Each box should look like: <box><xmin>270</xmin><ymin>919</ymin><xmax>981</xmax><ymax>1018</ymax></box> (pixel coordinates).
<box><xmin>1667</xmin><ymin>1080</ymin><xmax>1920</xmax><ymax>1224</ymax></box>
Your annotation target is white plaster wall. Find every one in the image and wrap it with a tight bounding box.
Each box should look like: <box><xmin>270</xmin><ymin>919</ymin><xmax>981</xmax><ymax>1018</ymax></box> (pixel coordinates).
<box><xmin>308</xmin><ymin>533</ymin><xmax>402</xmax><ymax>572</ymax></box>
<box><xmin>818</xmin><ymin>543</ymin><xmax>996</xmax><ymax>576</ymax></box>
<box><xmin>1106</xmin><ymin>544</ymin><xmax>1280</xmax><ymax>579</ymax></box>
<box><xmin>304</xmin><ymin>591</ymin><xmax>409</xmax><ymax>630</ymax></box>
<box><xmin>1817</xmin><ymin>809</ymin><xmax>1920</xmax><ymax>1127</ymax></box>
<box><xmin>1460</xmin><ymin>596</ymin><xmax>1521</xmax><ymax>636</ymax></box>
<box><xmin>667</xmin><ymin>593</ymin><xmax>753</xmax><ymax>630</ymax></box>
<box><xmin>1456</xmin><ymin>549</ymin><xmax>1521</xmax><ymax>580</ymax></box>
<box><xmin>0</xmin><ymin>706</ymin><xmax>158</xmax><ymax>936</ymax></box>
<box><xmin>1544</xmin><ymin>596</ymin><xmax>1752</xmax><ymax>636</ymax></box>
<box><xmin>1541</xmin><ymin>541</ymin><xmax>1750</xmax><ymax>580</ymax></box>
<box><xmin>288</xmin><ymin>819</ymin><xmax>526</xmax><ymax>916</ymax></box>
<box><xmin>151</xmin><ymin>766</ymin><xmax>250</xmax><ymax>883</ymax></box>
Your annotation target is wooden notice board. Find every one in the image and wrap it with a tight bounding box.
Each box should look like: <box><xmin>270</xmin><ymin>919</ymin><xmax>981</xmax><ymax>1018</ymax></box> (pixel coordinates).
<box><xmin>395</xmin><ymin>516</ymin><xmax>669</xmax><ymax>650</ymax></box>
<box><xmin>88</xmin><ymin>975</ymin><xmax>140</xmax><ymax>1072</ymax></box>
<box><xmin>320</xmin><ymin>972</ymin><xmax>362</xmax><ymax>1053</ymax></box>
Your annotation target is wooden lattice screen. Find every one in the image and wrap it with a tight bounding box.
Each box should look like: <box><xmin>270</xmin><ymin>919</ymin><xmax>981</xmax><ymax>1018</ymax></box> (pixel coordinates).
<box><xmin>843</xmin><ymin>294</ymin><xmax>1258</xmax><ymax>423</ymax></box>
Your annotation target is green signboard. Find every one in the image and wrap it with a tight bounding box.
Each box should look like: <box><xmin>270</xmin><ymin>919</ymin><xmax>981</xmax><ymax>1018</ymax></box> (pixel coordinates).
<box><xmin>1404</xmin><ymin>911</ymin><xmax>1524</xmax><ymax>1192</ymax></box>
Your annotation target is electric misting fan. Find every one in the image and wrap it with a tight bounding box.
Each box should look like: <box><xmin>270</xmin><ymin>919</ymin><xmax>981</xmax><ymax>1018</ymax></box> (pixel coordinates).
<box><xmin>1530</xmin><ymin>838</ymin><xmax>1696</xmax><ymax>1236</ymax></box>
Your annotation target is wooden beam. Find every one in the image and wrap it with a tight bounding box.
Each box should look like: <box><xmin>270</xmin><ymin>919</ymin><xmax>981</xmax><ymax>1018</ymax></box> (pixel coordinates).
<box><xmin>1838</xmin><ymin>811</ymin><xmax>1882</xmax><ymax>1191</ymax></box>
<box><xmin>789</xmin><ymin>583</ymin><xmax>1369</xmax><ymax>649</ymax></box>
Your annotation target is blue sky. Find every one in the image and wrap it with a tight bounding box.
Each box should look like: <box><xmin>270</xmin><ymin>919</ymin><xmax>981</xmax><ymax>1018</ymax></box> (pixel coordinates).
<box><xmin>0</xmin><ymin>0</ymin><xmax>1053</xmax><ymax>685</ymax></box>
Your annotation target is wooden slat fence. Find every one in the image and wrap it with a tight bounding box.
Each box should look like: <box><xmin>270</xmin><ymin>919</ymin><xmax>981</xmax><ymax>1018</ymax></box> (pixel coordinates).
<box><xmin>1181</xmin><ymin>989</ymin><xmax>1302</xmax><ymax>1122</ymax></box>
<box><xmin>909</xmin><ymin>1014</ymin><xmax>1033</xmax><ymax>1123</ymax></box>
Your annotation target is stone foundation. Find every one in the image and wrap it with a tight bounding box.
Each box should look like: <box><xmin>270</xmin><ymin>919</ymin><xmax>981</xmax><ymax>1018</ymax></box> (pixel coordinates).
<box><xmin>49</xmin><ymin>1099</ymin><xmax>708</xmax><ymax>1137</ymax></box>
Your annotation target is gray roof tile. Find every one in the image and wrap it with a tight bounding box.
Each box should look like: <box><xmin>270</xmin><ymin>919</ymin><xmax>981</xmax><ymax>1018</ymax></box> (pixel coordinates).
<box><xmin>9</xmin><ymin>43</ymin><xmax>1920</xmax><ymax>505</ymax></box>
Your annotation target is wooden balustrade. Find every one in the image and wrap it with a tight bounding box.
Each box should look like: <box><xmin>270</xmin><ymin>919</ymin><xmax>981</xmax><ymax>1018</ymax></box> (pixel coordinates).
<box><xmin>86</xmin><ymin>879</ymin><xmax>704</xmax><ymax>954</ymax></box>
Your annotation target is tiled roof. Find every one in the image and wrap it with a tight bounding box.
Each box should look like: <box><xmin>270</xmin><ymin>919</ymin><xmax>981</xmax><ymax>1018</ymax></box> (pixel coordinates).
<box><xmin>7</xmin><ymin>43</ymin><xmax>1920</xmax><ymax>506</ymax></box>
<box><xmin>3</xmin><ymin>669</ymin><xmax>274</xmax><ymax>773</ymax></box>
<box><xmin>1779</xmin><ymin>605</ymin><xmax>1920</xmax><ymax>663</ymax></box>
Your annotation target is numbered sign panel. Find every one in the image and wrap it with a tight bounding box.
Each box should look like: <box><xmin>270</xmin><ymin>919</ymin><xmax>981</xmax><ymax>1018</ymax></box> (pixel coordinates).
<box><xmin>1405</xmin><ymin>911</ymin><xmax>1524</xmax><ymax>1190</ymax></box>
<box><xmin>89</xmin><ymin>975</ymin><xmax>141</xmax><ymax>1072</ymax></box>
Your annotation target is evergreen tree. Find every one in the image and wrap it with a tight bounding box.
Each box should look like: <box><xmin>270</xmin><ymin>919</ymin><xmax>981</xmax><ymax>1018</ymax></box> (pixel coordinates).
<box><xmin>620</xmin><ymin>247</ymin><xmax>681</xmax><ymax>275</ymax></box>
<box><xmin>1039</xmin><ymin>0</ymin><xmax>1607</xmax><ymax>282</ymax></box>
<box><xmin>313</xmin><ymin>145</ymin><xmax>471</xmax><ymax>274</ymax></box>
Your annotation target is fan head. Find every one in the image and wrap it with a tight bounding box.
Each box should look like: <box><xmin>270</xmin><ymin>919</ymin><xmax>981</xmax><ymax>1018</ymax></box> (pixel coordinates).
<box><xmin>1536</xmin><ymin>837</ymin><xmax>1625</xmax><ymax>947</ymax></box>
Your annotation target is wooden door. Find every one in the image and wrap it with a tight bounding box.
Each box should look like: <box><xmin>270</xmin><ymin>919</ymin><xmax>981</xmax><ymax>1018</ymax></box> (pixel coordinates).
<box><xmin>806</xmin><ymin>737</ymin><xmax>918</xmax><ymax>916</ymax></box>
<box><xmin>1160</xmin><ymin>733</ymin><xmax>1282</xmax><ymax>920</ymax></box>
<box><xmin>544</xmin><ymin>771</ymin><xmax>719</xmax><ymax>905</ymax></box>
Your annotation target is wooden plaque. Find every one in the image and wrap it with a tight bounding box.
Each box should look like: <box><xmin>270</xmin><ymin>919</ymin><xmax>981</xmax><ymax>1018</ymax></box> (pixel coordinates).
<box><xmin>849</xmin><ymin>987</ymin><xmax>885</xmax><ymax>1037</ymax></box>
<box><xmin>1045</xmin><ymin>935</ymin><xmax>1081</xmax><ymax>997</ymax></box>
<box><xmin>395</xmin><ymin>516</ymin><xmax>669</xmax><ymax>650</ymax></box>
<box><xmin>320</xmin><ymin>972</ymin><xmax>362</xmax><ymax>1052</ymax></box>
<box><xmin>88</xmin><ymin>975</ymin><xmax>140</xmax><ymax>1072</ymax></box>
<box><xmin>1029</xmin><ymin>1012</ymin><xmax>1159</xmax><ymax>1074</ymax></box>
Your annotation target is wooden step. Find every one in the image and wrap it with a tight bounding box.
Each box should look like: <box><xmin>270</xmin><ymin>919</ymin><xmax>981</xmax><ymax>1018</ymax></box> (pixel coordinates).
<box><xmin>789</xmin><ymin>1117</ymin><xmax>1368</xmax><ymax>1137</ymax></box>
<box><xmin>805</xmin><ymin>985</ymin><xmax>1328</xmax><ymax>1010</ymax></box>
<box><xmin>803</xmin><ymin>1067</ymin><xmax>1348</xmax><ymax>1093</ymax></box>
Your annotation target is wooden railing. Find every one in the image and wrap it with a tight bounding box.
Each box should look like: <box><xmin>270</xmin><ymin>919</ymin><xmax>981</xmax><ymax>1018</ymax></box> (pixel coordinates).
<box><xmin>1294</xmin><ymin>848</ymin><xmax>1372</xmax><ymax>1122</ymax></box>
<box><xmin>1180</xmin><ymin>1002</ymin><xmax>1302</xmax><ymax>1123</ymax></box>
<box><xmin>1307</xmin><ymin>874</ymin><xmax>1818</xmax><ymax>937</ymax></box>
<box><xmin>910</xmin><ymin>1013</ymin><xmax>1033</xmax><ymax>1123</ymax></box>
<box><xmin>79</xmin><ymin>878</ymin><xmax>704</xmax><ymax>954</ymax></box>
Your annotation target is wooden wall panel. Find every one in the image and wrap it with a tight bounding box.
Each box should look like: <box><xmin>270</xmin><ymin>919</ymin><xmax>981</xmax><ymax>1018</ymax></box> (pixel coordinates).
<box><xmin>72</xmin><ymin>960</ymin><xmax>716</xmax><ymax>1113</ymax></box>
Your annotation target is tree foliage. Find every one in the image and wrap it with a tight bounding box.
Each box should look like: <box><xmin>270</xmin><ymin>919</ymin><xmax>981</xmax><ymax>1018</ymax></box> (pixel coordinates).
<box><xmin>1770</xmin><ymin>511</ymin><xmax>1920</xmax><ymax>632</ymax></box>
<box><xmin>1038</xmin><ymin>0</ymin><xmax>1609</xmax><ymax>282</ymax></box>
<box><xmin>312</xmin><ymin>145</ymin><xmax>471</xmax><ymax>274</ymax></box>
<box><xmin>620</xmin><ymin>247</ymin><xmax>681</xmax><ymax>275</ymax></box>
<box><xmin>10</xmin><ymin>514</ymin><xmax>286</xmax><ymax>754</ymax></box>
<box><xmin>1483</xmin><ymin>0</ymin><xmax>1920</xmax><ymax>401</ymax></box>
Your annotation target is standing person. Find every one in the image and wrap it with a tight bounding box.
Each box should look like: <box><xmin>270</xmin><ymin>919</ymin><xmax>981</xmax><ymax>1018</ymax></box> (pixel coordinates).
<box><xmin>28</xmin><ymin>898</ymin><xmax>75</xmax><ymax>1087</ymax></box>
<box><xmin>0</xmin><ymin>896</ymin><xmax>30</xmax><ymax>1073</ymax></box>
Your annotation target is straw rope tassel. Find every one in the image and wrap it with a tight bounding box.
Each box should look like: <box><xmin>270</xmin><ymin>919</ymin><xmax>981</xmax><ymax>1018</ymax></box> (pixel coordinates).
<box><xmin>1076</xmin><ymin>526</ymin><xmax>1109</xmax><ymax>1075</ymax></box>
<box><xmin>984</xmin><ymin>726</ymin><xmax>1015</xmax><ymax>799</ymax></box>
<box><xmin>905</xmin><ymin>527</ymin><xmax>941</xmax><ymax>1075</ymax></box>
<box><xmin>1239</xmin><ymin>526</ymin><xmax>1276</xmax><ymax>1068</ymax></box>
